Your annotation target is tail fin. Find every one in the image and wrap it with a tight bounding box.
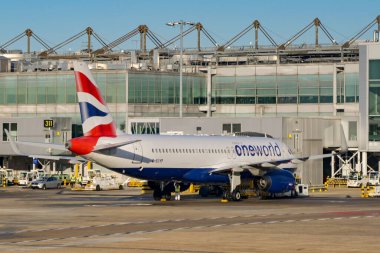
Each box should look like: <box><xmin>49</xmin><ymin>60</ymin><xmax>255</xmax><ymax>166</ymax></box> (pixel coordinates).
<box><xmin>73</xmin><ymin>62</ymin><xmax>116</xmax><ymax>137</ymax></box>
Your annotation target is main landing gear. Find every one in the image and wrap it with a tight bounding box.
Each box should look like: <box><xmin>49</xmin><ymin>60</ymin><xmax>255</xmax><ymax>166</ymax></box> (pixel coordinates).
<box><xmin>149</xmin><ymin>181</ymin><xmax>172</xmax><ymax>201</ymax></box>
<box><xmin>148</xmin><ymin>181</ymin><xmax>190</xmax><ymax>201</ymax></box>
<box><xmin>222</xmin><ymin>169</ymin><xmax>245</xmax><ymax>201</ymax></box>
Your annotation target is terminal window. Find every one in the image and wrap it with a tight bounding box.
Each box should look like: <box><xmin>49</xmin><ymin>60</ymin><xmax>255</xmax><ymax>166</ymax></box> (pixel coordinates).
<box><xmin>348</xmin><ymin>121</ymin><xmax>357</xmax><ymax>141</ymax></box>
<box><xmin>222</xmin><ymin>123</ymin><xmax>241</xmax><ymax>134</ymax></box>
<box><xmin>368</xmin><ymin>60</ymin><xmax>380</xmax><ymax>141</ymax></box>
<box><xmin>2</xmin><ymin>123</ymin><xmax>17</xmax><ymax>141</ymax></box>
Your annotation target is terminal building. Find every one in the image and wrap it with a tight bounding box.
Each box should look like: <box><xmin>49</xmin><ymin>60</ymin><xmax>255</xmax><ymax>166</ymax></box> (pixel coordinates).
<box><xmin>0</xmin><ymin>17</ymin><xmax>380</xmax><ymax>185</ymax></box>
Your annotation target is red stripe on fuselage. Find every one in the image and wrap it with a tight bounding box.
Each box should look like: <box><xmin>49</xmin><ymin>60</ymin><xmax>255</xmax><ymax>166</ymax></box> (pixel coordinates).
<box><xmin>74</xmin><ymin>71</ymin><xmax>105</xmax><ymax>104</ymax></box>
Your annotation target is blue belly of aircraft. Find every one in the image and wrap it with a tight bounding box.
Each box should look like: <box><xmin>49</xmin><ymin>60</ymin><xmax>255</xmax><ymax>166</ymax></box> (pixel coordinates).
<box><xmin>109</xmin><ymin>167</ymin><xmax>230</xmax><ymax>183</ymax></box>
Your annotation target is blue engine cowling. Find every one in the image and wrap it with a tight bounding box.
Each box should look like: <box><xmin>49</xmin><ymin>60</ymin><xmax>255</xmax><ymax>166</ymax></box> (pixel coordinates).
<box><xmin>258</xmin><ymin>170</ymin><xmax>295</xmax><ymax>193</ymax></box>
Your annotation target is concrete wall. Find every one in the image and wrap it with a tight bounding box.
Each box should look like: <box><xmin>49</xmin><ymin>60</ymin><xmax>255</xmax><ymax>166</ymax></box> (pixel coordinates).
<box><xmin>0</xmin><ymin>117</ymin><xmax>71</xmax><ymax>156</ymax></box>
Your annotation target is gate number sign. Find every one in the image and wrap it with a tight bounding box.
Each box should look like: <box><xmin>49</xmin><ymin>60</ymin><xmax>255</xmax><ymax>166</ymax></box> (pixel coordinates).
<box><xmin>44</xmin><ymin>120</ymin><xmax>54</xmax><ymax>128</ymax></box>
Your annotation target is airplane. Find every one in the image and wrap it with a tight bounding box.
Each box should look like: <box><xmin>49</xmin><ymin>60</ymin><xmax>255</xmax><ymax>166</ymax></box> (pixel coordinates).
<box><xmin>7</xmin><ymin>61</ymin><xmax>332</xmax><ymax>201</ymax></box>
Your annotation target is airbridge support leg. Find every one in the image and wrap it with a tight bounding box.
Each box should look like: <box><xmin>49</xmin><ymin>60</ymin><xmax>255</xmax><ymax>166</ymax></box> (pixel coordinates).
<box><xmin>228</xmin><ymin>171</ymin><xmax>242</xmax><ymax>201</ymax></box>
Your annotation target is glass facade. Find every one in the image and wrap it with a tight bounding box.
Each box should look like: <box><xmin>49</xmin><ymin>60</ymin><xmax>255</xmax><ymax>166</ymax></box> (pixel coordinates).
<box><xmin>0</xmin><ymin>67</ymin><xmax>359</xmax><ymax>123</ymax></box>
<box><xmin>368</xmin><ymin>60</ymin><xmax>380</xmax><ymax>141</ymax></box>
<box><xmin>128</xmin><ymin>73</ymin><xmax>206</xmax><ymax>105</ymax></box>
<box><xmin>0</xmin><ymin>71</ymin><xmax>206</xmax><ymax>106</ymax></box>
<box><xmin>212</xmin><ymin>73</ymin><xmax>359</xmax><ymax>105</ymax></box>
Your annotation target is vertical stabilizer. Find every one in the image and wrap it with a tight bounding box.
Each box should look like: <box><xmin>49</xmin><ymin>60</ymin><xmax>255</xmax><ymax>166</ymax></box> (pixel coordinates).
<box><xmin>73</xmin><ymin>62</ymin><xmax>116</xmax><ymax>137</ymax></box>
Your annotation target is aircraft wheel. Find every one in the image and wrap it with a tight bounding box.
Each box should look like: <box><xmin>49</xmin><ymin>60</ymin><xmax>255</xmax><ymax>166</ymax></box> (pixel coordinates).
<box><xmin>162</xmin><ymin>189</ymin><xmax>171</xmax><ymax>201</ymax></box>
<box><xmin>164</xmin><ymin>193</ymin><xmax>171</xmax><ymax>201</ymax></box>
<box><xmin>222</xmin><ymin>190</ymin><xmax>231</xmax><ymax>200</ymax></box>
<box><xmin>231</xmin><ymin>190</ymin><xmax>241</xmax><ymax>201</ymax></box>
<box><xmin>96</xmin><ymin>185</ymin><xmax>101</xmax><ymax>191</ymax></box>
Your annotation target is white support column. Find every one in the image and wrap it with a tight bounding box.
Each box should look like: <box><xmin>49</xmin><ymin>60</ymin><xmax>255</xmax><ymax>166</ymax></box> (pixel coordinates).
<box><xmin>207</xmin><ymin>66</ymin><xmax>212</xmax><ymax>117</ymax></box>
<box><xmin>362</xmin><ymin>151</ymin><xmax>368</xmax><ymax>176</ymax></box>
<box><xmin>125</xmin><ymin>71</ymin><xmax>129</xmax><ymax>133</ymax></box>
<box><xmin>333</xmin><ymin>64</ymin><xmax>337</xmax><ymax>116</ymax></box>
<box><xmin>356</xmin><ymin>151</ymin><xmax>361</xmax><ymax>172</ymax></box>
<box><xmin>331</xmin><ymin>151</ymin><xmax>335</xmax><ymax>178</ymax></box>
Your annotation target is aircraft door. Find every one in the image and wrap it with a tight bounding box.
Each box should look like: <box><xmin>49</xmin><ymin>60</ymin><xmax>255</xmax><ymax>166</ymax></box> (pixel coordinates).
<box><xmin>227</xmin><ymin>146</ymin><xmax>237</xmax><ymax>160</ymax></box>
<box><xmin>132</xmin><ymin>142</ymin><xmax>143</xmax><ymax>164</ymax></box>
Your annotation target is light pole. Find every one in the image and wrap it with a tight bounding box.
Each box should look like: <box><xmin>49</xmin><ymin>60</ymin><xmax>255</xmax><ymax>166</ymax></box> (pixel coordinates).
<box><xmin>166</xmin><ymin>21</ymin><xmax>194</xmax><ymax>117</ymax></box>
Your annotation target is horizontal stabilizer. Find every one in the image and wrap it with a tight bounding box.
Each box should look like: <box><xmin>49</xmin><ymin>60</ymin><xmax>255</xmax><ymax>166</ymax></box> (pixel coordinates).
<box><xmin>5</xmin><ymin>130</ymin><xmax>67</xmax><ymax>152</ymax></box>
<box><xmin>5</xmin><ymin>129</ymin><xmax>85</xmax><ymax>162</ymax></box>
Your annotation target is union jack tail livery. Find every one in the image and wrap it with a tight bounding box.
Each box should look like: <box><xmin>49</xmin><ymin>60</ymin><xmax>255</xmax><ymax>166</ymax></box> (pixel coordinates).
<box><xmin>73</xmin><ymin>62</ymin><xmax>116</xmax><ymax>138</ymax></box>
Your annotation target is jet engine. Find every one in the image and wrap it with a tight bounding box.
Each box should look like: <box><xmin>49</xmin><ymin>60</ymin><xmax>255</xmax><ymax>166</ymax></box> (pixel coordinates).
<box><xmin>257</xmin><ymin>170</ymin><xmax>295</xmax><ymax>193</ymax></box>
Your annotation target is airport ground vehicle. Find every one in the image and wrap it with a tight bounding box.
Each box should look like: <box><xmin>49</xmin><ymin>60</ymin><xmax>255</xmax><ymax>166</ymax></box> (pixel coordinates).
<box><xmin>81</xmin><ymin>169</ymin><xmax>102</xmax><ymax>185</ymax></box>
<box><xmin>347</xmin><ymin>171</ymin><xmax>380</xmax><ymax>188</ymax></box>
<box><xmin>51</xmin><ymin>174</ymin><xmax>71</xmax><ymax>185</ymax></box>
<box><xmin>0</xmin><ymin>169</ymin><xmax>15</xmax><ymax>185</ymax></box>
<box><xmin>30</xmin><ymin>176</ymin><xmax>62</xmax><ymax>189</ymax></box>
<box><xmin>347</xmin><ymin>172</ymin><xmax>364</xmax><ymax>188</ymax></box>
<box><xmin>18</xmin><ymin>169</ymin><xmax>46</xmax><ymax>186</ymax></box>
<box><xmin>85</xmin><ymin>175</ymin><xmax>123</xmax><ymax>191</ymax></box>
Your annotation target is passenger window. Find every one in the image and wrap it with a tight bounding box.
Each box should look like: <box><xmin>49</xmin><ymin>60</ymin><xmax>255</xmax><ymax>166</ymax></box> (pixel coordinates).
<box><xmin>152</xmin><ymin>148</ymin><xmax>154</xmax><ymax>153</ymax></box>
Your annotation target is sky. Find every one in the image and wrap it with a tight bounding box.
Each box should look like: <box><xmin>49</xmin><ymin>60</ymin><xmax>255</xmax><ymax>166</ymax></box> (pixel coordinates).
<box><xmin>0</xmin><ymin>0</ymin><xmax>379</xmax><ymax>52</ymax></box>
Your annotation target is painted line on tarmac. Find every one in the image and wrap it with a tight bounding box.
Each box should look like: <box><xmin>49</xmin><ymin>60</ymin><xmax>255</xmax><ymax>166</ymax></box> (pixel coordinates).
<box><xmin>248</xmin><ymin>221</ymin><xmax>263</xmax><ymax>225</ymax></box>
<box><xmin>2</xmin><ymin>212</ymin><xmax>378</xmax><ymax>238</ymax></box>
<box><xmin>84</xmin><ymin>203</ymin><xmax>152</xmax><ymax>207</ymax></box>
<box><xmin>2</xmin><ymin>214</ymin><xmax>379</xmax><ymax>246</ymax></box>
<box><xmin>267</xmin><ymin>221</ymin><xmax>280</xmax><ymax>224</ymax></box>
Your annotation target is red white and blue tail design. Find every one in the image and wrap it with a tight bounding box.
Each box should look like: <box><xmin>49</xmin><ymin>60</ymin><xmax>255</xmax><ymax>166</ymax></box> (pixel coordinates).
<box><xmin>73</xmin><ymin>62</ymin><xmax>116</xmax><ymax>137</ymax></box>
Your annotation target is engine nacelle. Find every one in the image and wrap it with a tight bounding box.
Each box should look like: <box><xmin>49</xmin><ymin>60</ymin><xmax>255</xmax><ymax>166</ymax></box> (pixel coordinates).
<box><xmin>258</xmin><ymin>170</ymin><xmax>295</xmax><ymax>193</ymax></box>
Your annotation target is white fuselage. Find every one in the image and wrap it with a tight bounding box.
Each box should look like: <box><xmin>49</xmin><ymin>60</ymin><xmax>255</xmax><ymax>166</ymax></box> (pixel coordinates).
<box><xmin>83</xmin><ymin>134</ymin><xmax>295</xmax><ymax>182</ymax></box>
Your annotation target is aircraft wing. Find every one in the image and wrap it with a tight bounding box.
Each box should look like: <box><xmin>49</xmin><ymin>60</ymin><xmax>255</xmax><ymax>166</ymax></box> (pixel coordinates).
<box><xmin>209</xmin><ymin>153</ymin><xmax>332</xmax><ymax>174</ymax></box>
<box><xmin>93</xmin><ymin>140</ymin><xmax>141</xmax><ymax>152</ymax></box>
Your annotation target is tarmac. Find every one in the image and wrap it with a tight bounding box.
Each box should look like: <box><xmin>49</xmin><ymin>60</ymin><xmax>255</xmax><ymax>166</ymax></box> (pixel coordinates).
<box><xmin>0</xmin><ymin>186</ymin><xmax>379</xmax><ymax>253</ymax></box>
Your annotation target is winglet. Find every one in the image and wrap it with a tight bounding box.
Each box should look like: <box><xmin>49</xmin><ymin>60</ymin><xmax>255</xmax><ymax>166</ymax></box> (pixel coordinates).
<box><xmin>4</xmin><ymin>129</ymin><xmax>24</xmax><ymax>155</ymax></box>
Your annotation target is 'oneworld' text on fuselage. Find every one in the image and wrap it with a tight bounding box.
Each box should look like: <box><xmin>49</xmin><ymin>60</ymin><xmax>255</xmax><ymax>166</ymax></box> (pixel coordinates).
<box><xmin>235</xmin><ymin>142</ymin><xmax>281</xmax><ymax>157</ymax></box>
